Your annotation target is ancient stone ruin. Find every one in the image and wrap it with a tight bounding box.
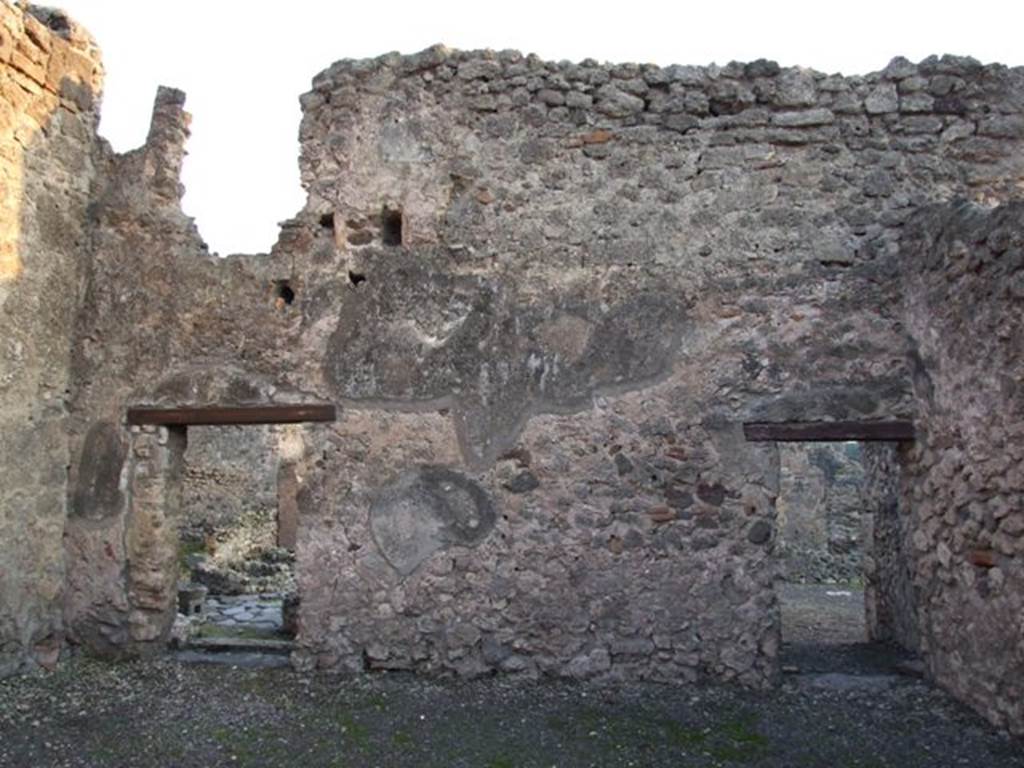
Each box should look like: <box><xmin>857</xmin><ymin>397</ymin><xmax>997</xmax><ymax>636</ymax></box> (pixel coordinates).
<box><xmin>776</xmin><ymin>442</ymin><xmax>867</xmax><ymax>583</ymax></box>
<box><xmin>0</xmin><ymin>1</ymin><xmax>1021</xmax><ymax>737</ymax></box>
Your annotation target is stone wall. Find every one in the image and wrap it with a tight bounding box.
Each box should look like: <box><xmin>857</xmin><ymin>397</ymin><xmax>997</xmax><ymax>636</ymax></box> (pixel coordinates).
<box><xmin>899</xmin><ymin>202</ymin><xmax>1024</xmax><ymax>736</ymax></box>
<box><xmin>61</xmin><ymin>84</ymin><xmax>274</xmax><ymax>653</ymax></box>
<box><xmin>181</xmin><ymin>425</ymin><xmax>298</xmax><ymax>595</ymax></box>
<box><xmin>776</xmin><ymin>442</ymin><xmax>865</xmax><ymax>583</ymax></box>
<box><xmin>58</xmin><ymin>46</ymin><xmax>1024</xmax><ymax>688</ymax></box>
<box><xmin>0</xmin><ymin>3</ymin><xmax>103</xmax><ymax>676</ymax></box>
<box><xmin>282</xmin><ymin>49</ymin><xmax>1022</xmax><ymax>685</ymax></box>
<box><xmin>0</xmin><ymin>7</ymin><xmax>1019</xmax><ymax>732</ymax></box>
<box><xmin>183</xmin><ymin>426</ymin><xmax>279</xmax><ymax>544</ymax></box>
<box><xmin>861</xmin><ymin>442</ymin><xmax>918</xmax><ymax>651</ymax></box>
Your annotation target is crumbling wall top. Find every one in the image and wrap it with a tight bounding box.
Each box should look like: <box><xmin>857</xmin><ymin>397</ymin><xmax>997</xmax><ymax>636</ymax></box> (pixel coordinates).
<box><xmin>308</xmin><ymin>45</ymin><xmax>1024</xmax><ymax>104</ymax></box>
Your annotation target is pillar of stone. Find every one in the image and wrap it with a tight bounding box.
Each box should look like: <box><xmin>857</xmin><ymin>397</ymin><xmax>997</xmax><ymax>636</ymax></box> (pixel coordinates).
<box><xmin>277</xmin><ymin>463</ymin><xmax>299</xmax><ymax>551</ymax></box>
<box><xmin>124</xmin><ymin>425</ymin><xmax>186</xmax><ymax>647</ymax></box>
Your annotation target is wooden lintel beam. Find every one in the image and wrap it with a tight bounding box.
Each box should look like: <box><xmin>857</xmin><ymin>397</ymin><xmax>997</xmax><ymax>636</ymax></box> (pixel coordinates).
<box><xmin>127</xmin><ymin>404</ymin><xmax>337</xmax><ymax>427</ymax></box>
<box><xmin>743</xmin><ymin>420</ymin><xmax>916</xmax><ymax>442</ymax></box>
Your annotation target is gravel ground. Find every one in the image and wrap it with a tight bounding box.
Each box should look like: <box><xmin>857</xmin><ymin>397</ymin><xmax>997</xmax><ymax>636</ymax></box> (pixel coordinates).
<box><xmin>778</xmin><ymin>583</ymin><xmax>916</xmax><ymax>676</ymax></box>
<box><xmin>1</xmin><ymin>654</ymin><xmax>1021</xmax><ymax>767</ymax></box>
<box><xmin>0</xmin><ymin>585</ymin><xmax>1019</xmax><ymax>768</ymax></box>
<box><xmin>780</xmin><ymin>583</ymin><xmax>867</xmax><ymax>646</ymax></box>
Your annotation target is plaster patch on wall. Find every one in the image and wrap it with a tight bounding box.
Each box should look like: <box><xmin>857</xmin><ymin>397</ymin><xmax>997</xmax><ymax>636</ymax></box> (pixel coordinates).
<box><xmin>324</xmin><ymin>256</ymin><xmax>688</xmax><ymax>466</ymax></box>
<box><xmin>70</xmin><ymin>422</ymin><xmax>126</xmax><ymax>521</ymax></box>
<box><xmin>368</xmin><ymin>466</ymin><xmax>495</xmax><ymax>576</ymax></box>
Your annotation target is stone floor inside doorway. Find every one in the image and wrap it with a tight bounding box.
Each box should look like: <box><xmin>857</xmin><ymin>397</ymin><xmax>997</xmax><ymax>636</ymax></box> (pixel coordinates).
<box><xmin>778</xmin><ymin>583</ymin><xmax>921</xmax><ymax>682</ymax></box>
<box><xmin>174</xmin><ymin>592</ymin><xmax>296</xmax><ymax>669</ymax></box>
<box><xmin>203</xmin><ymin>594</ymin><xmax>286</xmax><ymax>637</ymax></box>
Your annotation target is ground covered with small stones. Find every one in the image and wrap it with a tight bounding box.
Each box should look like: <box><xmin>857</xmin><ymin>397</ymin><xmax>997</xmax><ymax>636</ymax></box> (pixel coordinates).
<box><xmin>777</xmin><ymin>583</ymin><xmax>919</xmax><ymax>677</ymax></box>
<box><xmin>0</xmin><ymin>652</ymin><xmax>1020</xmax><ymax>768</ymax></box>
<box><xmin>1</xmin><ymin>585</ymin><xmax>1018</xmax><ymax>767</ymax></box>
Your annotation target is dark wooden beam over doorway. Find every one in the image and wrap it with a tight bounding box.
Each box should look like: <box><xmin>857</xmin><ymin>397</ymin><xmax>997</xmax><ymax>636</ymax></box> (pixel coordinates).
<box><xmin>126</xmin><ymin>404</ymin><xmax>337</xmax><ymax>427</ymax></box>
<box><xmin>742</xmin><ymin>420</ymin><xmax>916</xmax><ymax>442</ymax></box>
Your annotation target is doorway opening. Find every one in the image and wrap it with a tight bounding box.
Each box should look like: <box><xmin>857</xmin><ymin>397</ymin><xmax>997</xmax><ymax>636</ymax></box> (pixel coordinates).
<box><xmin>177</xmin><ymin>424</ymin><xmax>301</xmax><ymax>646</ymax></box>
<box><xmin>743</xmin><ymin>421</ymin><xmax>921</xmax><ymax>679</ymax></box>
<box><xmin>775</xmin><ymin>441</ymin><xmax>875</xmax><ymax>672</ymax></box>
<box><xmin>126</xmin><ymin>403</ymin><xmax>334</xmax><ymax>660</ymax></box>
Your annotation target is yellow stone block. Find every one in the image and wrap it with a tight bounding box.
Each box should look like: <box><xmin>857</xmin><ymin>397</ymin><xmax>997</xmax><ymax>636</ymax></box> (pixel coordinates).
<box><xmin>9</xmin><ymin>48</ymin><xmax>46</xmax><ymax>86</ymax></box>
<box><xmin>21</xmin><ymin>13</ymin><xmax>52</xmax><ymax>53</ymax></box>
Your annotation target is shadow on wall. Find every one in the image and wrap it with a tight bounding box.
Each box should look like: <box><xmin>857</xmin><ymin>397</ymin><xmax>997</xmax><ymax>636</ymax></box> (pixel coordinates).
<box><xmin>0</xmin><ymin>5</ymin><xmax>104</xmax><ymax>676</ymax></box>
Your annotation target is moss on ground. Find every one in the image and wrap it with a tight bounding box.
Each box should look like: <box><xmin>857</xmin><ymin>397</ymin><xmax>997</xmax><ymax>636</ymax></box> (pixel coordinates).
<box><xmin>0</xmin><ymin>658</ymin><xmax>1019</xmax><ymax>768</ymax></box>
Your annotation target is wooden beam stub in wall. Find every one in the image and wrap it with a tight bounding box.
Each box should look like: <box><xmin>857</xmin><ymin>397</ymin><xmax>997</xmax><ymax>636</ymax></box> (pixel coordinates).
<box><xmin>742</xmin><ymin>420</ymin><xmax>916</xmax><ymax>442</ymax></box>
<box><xmin>126</xmin><ymin>404</ymin><xmax>337</xmax><ymax>427</ymax></box>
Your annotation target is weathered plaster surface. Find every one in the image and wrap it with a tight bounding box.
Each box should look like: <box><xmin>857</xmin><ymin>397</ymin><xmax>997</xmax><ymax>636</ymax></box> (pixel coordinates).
<box><xmin>0</xmin><ymin>3</ymin><xmax>103</xmax><ymax>676</ymax></box>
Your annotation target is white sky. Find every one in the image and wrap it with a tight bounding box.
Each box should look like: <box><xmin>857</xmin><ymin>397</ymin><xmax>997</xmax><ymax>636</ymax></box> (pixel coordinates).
<box><xmin>56</xmin><ymin>0</ymin><xmax>1024</xmax><ymax>256</ymax></box>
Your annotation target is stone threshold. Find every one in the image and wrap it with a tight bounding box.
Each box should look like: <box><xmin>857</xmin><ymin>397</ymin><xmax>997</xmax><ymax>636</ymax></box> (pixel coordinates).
<box><xmin>185</xmin><ymin>636</ymin><xmax>295</xmax><ymax>655</ymax></box>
